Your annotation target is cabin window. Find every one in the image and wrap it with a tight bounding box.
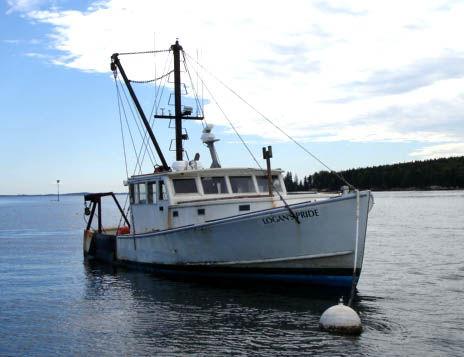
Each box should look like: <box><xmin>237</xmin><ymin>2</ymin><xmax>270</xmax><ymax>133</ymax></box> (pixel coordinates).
<box><xmin>256</xmin><ymin>175</ymin><xmax>282</xmax><ymax>193</ymax></box>
<box><xmin>229</xmin><ymin>176</ymin><xmax>255</xmax><ymax>193</ymax></box>
<box><xmin>147</xmin><ymin>182</ymin><xmax>156</xmax><ymax>204</ymax></box>
<box><xmin>201</xmin><ymin>176</ymin><xmax>227</xmax><ymax>194</ymax></box>
<box><xmin>159</xmin><ymin>181</ymin><xmax>168</xmax><ymax>200</ymax></box>
<box><xmin>173</xmin><ymin>178</ymin><xmax>198</xmax><ymax>194</ymax></box>
<box><xmin>138</xmin><ymin>183</ymin><xmax>147</xmax><ymax>204</ymax></box>
<box><xmin>129</xmin><ymin>184</ymin><xmax>135</xmax><ymax>204</ymax></box>
<box><xmin>134</xmin><ymin>184</ymin><xmax>140</xmax><ymax>204</ymax></box>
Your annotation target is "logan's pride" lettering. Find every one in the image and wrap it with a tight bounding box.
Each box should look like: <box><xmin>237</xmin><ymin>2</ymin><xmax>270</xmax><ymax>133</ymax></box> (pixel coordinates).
<box><xmin>261</xmin><ymin>209</ymin><xmax>319</xmax><ymax>225</ymax></box>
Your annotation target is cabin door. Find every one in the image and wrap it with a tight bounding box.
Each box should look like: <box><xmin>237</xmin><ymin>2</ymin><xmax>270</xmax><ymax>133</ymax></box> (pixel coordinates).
<box><xmin>157</xmin><ymin>180</ymin><xmax>169</xmax><ymax>229</ymax></box>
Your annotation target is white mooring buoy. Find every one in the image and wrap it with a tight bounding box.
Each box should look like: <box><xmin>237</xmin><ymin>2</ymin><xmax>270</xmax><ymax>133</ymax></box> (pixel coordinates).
<box><xmin>319</xmin><ymin>298</ymin><xmax>362</xmax><ymax>335</ymax></box>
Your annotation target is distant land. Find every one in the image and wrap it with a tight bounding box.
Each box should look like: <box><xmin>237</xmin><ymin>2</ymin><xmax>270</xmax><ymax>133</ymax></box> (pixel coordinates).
<box><xmin>2</xmin><ymin>156</ymin><xmax>464</xmax><ymax>196</ymax></box>
<box><xmin>285</xmin><ymin>156</ymin><xmax>464</xmax><ymax>191</ymax></box>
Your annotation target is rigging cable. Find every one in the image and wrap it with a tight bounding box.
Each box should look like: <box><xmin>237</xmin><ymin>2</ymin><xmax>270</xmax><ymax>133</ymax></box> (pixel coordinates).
<box><xmin>139</xmin><ymin>53</ymin><xmax>172</xmax><ymax>169</ymax></box>
<box><xmin>116</xmin><ymin>80</ymin><xmax>144</xmax><ymax>173</ymax></box>
<box><xmin>136</xmin><ymin>50</ymin><xmax>173</xmax><ymax>170</ymax></box>
<box><xmin>124</xmin><ymin>50</ymin><xmax>172</xmax><ymax>170</ymax></box>
<box><xmin>119</xmin><ymin>78</ymin><xmax>157</xmax><ymax>168</ymax></box>
<box><xmin>114</xmin><ymin>47</ymin><xmax>172</xmax><ymax>171</ymax></box>
<box><xmin>115</xmin><ymin>50</ymin><xmax>174</xmax><ymax>173</ymax></box>
<box><xmin>197</xmin><ymin>71</ymin><xmax>300</xmax><ymax>223</ymax></box>
<box><xmin>184</xmin><ymin>51</ymin><xmax>354</xmax><ymax>189</ymax></box>
<box><xmin>118</xmin><ymin>78</ymin><xmax>157</xmax><ymax>171</ymax></box>
<box><xmin>113</xmin><ymin>72</ymin><xmax>132</xmax><ymax>232</ymax></box>
<box><xmin>114</xmin><ymin>74</ymin><xmax>130</xmax><ymax>179</ymax></box>
<box><xmin>112</xmin><ymin>48</ymin><xmax>174</xmax><ymax>231</ymax></box>
<box><xmin>182</xmin><ymin>51</ymin><xmax>206</xmax><ymax>123</ymax></box>
<box><xmin>118</xmin><ymin>49</ymin><xmax>171</xmax><ymax>56</ymax></box>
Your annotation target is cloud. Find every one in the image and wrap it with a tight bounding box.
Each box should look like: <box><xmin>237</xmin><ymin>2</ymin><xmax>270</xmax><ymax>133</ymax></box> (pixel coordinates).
<box><xmin>355</xmin><ymin>98</ymin><xmax>464</xmax><ymax>136</ymax></box>
<box><xmin>270</xmin><ymin>43</ymin><xmax>311</xmax><ymax>56</ymax></box>
<box><xmin>24</xmin><ymin>52</ymin><xmax>49</xmax><ymax>59</ymax></box>
<box><xmin>343</xmin><ymin>54</ymin><xmax>464</xmax><ymax>96</ymax></box>
<box><xmin>11</xmin><ymin>0</ymin><xmax>464</xmax><ymax>154</ymax></box>
<box><xmin>314</xmin><ymin>0</ymin><xmax>367</xmax><ymax>16</ymax></box>
<box><xmin>6</xmin><ymin>0</ymin><xmax>48</xmax><ymax>13</ymax></box>
<box><xmin>410</xmin><ymin>143</ymin><xmax>464</xmax><ymax>159</ymax></box>
<box><xmin>2</xmin><ymin>38</ymin><xmax>42</xmax><ymax>44</ymax></box>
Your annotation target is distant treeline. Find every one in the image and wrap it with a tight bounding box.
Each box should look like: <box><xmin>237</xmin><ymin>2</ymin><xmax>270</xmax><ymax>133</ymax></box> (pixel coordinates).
<box><xmin>284</xmin><ymin>156</ymin><xmax>464</xmax><ymax>191</ymax></box>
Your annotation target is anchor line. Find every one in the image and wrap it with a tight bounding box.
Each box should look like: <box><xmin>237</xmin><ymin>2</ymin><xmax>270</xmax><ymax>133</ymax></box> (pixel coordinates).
<box><xmin>348</xmin><ymin>189</ymin><xmax>360</xmax><ymax>307</ymax></box>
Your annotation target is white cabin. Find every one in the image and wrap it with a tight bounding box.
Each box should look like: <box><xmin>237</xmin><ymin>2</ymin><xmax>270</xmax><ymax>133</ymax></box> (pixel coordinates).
<box><xmin>126</xmin><ymin>167</ymin><xmax>336</xmax><ymax>234</ymax></box>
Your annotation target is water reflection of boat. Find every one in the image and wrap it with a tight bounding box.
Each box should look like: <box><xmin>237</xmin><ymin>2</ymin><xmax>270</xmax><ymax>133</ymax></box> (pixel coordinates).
<box><xmin>84</xmin><ymin>261</ymin><xmax>355</xmax><ymax>311</ymax></box>
<box><xmin>83</xmin><ymin>40</ymin><xmax>373</xmax><ymax>288</ymax></box>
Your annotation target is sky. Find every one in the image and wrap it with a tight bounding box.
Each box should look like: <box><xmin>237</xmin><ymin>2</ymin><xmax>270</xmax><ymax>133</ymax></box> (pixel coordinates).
<box><xmin>1</xmin><ymin>0</ymin><xmax>464</xmax><ymax>194</ymax></box>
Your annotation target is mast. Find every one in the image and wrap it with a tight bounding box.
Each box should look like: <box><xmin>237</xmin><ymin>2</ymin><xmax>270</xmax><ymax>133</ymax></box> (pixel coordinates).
<box><xmin>111</xmin><ymin>53</ymin><xmax>170</xmax><ymax>171</ymax></box>
<box><xmin>153</xmin><ymin>40</ymin><xmax>204</xmax><ymax>160</ymax></box>
<box><xmin>171</xmin><ymin>40</ymin><xmax>183</xmax><ymax>161</ymax></box>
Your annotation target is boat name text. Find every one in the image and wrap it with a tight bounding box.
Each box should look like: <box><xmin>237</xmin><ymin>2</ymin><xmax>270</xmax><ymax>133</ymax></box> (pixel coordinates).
<box><xmin>261</xmin><ymin>209</ymin><xmax>319</xmax><ymax>225</ymax></box>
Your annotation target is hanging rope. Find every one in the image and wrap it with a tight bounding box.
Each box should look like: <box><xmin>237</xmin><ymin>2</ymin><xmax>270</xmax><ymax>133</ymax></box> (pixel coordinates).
<box><xmin>184</xmin><ymin>52</ymin><xmax>354</xmax><ymax>189</ymax></box>
<box><xmin>129</xmin><ymin>70</ymin><xmax>174</xmax><ymax>84</ymax></box>
<box><xmin>118</xmin><ymin>49</ymin><xmax>170</xmax><ymax>56</ymax></box>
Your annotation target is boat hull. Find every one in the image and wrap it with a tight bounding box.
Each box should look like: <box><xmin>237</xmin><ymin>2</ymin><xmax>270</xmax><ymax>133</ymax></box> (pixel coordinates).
<box><xmin>105</xmin><ymin>191</ymin><xmax>372</xmax><ymax>287</ymax></box>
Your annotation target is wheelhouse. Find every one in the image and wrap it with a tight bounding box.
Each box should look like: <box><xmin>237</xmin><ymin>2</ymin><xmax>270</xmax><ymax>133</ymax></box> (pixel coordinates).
<box><xmin>126</xmin><ymin>168</ymin><xmax>286</xmax><ymax>233</ymax></box>
<box><xmin>127</xmin><ymin>168</ymin><xmax>286</xmax><ymax>204</ymax></box>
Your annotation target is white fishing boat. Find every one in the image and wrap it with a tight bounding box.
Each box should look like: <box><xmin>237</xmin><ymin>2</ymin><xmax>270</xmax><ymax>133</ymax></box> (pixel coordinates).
<box><xmin>83</xmin><ymin>40</ymin><xmax>373</xmax><ymax>288</ymax></box>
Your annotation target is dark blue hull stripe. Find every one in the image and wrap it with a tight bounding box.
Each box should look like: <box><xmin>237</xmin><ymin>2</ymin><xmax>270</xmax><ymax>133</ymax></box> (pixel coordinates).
<box><xmin>155</xmin><ymin>270</ymin><xmax>356</xmax><ymax>287</ymax></box>
<box><xmin>114</xmin><ymin>260</ymin><xmax>361</xmax><ymax>287</ymax></box>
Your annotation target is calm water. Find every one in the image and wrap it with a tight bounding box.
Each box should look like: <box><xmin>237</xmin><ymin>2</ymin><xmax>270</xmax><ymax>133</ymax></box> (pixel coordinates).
<box><xmin>0</xmin><ymin>191</ymin><xmax>463</xmax><ymax>356</ymax></box>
